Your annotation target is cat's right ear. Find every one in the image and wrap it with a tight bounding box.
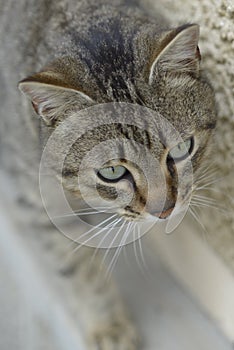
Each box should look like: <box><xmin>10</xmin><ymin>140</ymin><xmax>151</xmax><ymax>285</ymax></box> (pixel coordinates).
<box><xmin>149</xmin><ymin>24</ymin><xmax>201</xmax><ymax>84</ymax></box>
<box><xmin>18</xmin><ymin>72</ymin><xmax>95</xmax><ymax>126</ymax></box>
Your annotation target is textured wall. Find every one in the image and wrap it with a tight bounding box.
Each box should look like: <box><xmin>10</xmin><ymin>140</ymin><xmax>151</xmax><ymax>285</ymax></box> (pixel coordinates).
<box><xmin>148</xmin><ymin>0</ymin><xmax>234</xmax><ymax>268</ymax></box>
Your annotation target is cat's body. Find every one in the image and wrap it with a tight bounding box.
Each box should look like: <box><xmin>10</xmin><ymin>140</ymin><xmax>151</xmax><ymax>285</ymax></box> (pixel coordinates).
<box><xmin>0</xmin><ymin>0</ymin><xmax>216</xmax><ymax>348</ymax></box>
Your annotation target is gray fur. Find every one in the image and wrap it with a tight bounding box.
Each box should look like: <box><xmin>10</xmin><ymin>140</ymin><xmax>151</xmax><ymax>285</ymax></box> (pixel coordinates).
<box><xmin>0</xmin><ymin>0</ymin><xmax>216</xmax><ymax>348</ymax></box>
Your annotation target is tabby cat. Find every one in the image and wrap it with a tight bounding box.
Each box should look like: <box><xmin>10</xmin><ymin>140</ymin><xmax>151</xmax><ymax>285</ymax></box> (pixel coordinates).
<box><xmin>0</xmin><ymin>0</ymin><xmax>216</xmax><ymax>348</ymax></box>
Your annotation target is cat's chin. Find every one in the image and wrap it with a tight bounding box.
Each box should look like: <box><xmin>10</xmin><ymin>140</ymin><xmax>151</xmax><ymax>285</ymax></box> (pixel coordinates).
<box><xmin>146</xmin><ymin>214</ymin><xmax>168</xmax><ymax>223</ymax></box>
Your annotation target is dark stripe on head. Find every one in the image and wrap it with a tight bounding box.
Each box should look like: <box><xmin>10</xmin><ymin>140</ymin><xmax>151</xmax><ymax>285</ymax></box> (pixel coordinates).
<box><xmin>68</xmin><ymin>16</ymin><xmax>137</xmax><ymax>100</ymax></box>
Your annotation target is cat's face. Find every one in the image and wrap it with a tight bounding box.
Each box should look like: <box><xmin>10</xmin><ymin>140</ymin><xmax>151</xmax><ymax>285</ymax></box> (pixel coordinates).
<box><xmin>19</xmin><ymin>24</ymin><xmax>216</xmax><ymax>226</ymax></box>
<box><xmin>60</xmin><ymin>75</ymin><xmax>215</xmax><ymax>223</ymax></box>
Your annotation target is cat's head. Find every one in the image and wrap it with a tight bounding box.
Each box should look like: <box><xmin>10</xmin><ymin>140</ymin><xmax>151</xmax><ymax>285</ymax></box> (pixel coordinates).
<box><xmin>19</xmin><ymin>24</ymin><xmax>216</xmax><ymax>225</ymax></box>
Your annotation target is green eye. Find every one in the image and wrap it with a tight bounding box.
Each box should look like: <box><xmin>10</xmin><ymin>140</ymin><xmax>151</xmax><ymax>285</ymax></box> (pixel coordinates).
<box><xmin>97</xmin><ymin>165</ymin><xmax>127</xmax><ymax>182</ymax></box>
<box><xmin>168</xmin><ymin>137</ymin><xmax>193</xmax><ymax>161</ymax></box>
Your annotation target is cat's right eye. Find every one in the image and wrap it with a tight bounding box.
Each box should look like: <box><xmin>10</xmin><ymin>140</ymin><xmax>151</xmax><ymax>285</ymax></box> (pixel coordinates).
<box><xmin>168</xmin><ymin>137</ymin><xmax>194</xmax><ymax>162</ymax></box>
<box><xmin>97</xmin><ymin>165</ymin><xmax>127</xmax><ymax>182</ymax></box>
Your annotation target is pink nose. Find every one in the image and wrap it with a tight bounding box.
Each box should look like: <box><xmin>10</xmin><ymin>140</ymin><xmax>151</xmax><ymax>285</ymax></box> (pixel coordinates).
<box><xmin>154</xmin><ymin>206</ymin><xmax>174</xmax><ymax>219</ymax></box>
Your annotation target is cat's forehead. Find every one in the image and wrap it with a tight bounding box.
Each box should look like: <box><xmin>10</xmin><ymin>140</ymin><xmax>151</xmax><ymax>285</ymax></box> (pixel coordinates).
<box><xmin>54</xmin><ymin>102</ymin><xmax>186</xmax><ymax>176</ymax></box>
<box><xmin>144</xmin><ymin>74</ymin><xmax>216</xmax><ymax>135</ymax></box>
<box><xmin>78</xmin><ymin>102</ymin><xmax>184</xmax><ymax>146</ymax></box>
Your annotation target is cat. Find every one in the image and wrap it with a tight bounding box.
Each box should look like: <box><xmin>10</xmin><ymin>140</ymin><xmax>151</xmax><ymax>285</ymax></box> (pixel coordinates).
<box><xmin>0</xmin><ymin>0</ymin><xmax>216</xmax><ymax>348</ymax></box>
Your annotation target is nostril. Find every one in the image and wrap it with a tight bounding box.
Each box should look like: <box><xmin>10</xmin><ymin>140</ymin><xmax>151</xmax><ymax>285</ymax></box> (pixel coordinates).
<box><xmin>153</xmin><ymin>206</ymin><xmax>174</xmax><ymax>219</ymax></box>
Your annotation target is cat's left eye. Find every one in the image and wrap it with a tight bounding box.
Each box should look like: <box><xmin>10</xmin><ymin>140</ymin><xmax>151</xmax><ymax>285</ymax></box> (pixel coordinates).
<box><xmin>168</xmin><ymin>137</ymin><xmax>194</xmax><ymax>162</ymax></box>
<box><xmin>97</xmin><ymin>165</ymin><xmax>127</xmax><ymax>182</ymax></box>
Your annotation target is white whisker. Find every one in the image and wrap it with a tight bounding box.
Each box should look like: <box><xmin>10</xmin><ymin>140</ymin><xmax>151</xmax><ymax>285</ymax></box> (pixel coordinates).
<box><xmin>73</xmin><ymin>205</ymin><xmax>118</xmax><ymax>212</ymax></box>
<box><xmin>133</xmin><ymin>224</ymin><xmax>148</xmax><ymax>274</ymax></box>
<box><xmin>192</xmin><ymin>192</ymin><xmax>227</xmax><ymax>212</ymax></box>
<box><xmin>189</xmin><ymin>206</ymin><xmax>208</xmax><ymax>242</ymax></box>
<box><xmin>195</xmin><ymin>171</ymin><xmax>217</xmax><ymax>183</ymax></box>
<box><xmin>123</xmin><ymin>240</ymin><xmax>132</xmax><ymax>270</ymax></box>
<box><xmin>90</xmin><ymin>217</ymin><xmax>123</xmax><ymax>265</ymax></box>
<box><xmin>62</xmin><ymin>216</ymin><xmax>120</xmax><ymax>269</ymax></box>
<box><xmin>195</xmin><ymin>163</ymin><xmax>217</xmax><ymax>179</ymax></box>
<box><xmin>133</xmin><ymin>224</ymin><xmax>143</xmax><ymax>273</ymax></box>
<box><xmin>106</xmin><ymin>221</ymin><xmax>132</xmax><ymax>278</ymax></box>
<box><xmin>195</xmin><ymin>186</ymin><xmax>228</xmax><ymax>196</ymax></box>
<box><xmin>195</xmin><ymin>176</ymin><xmax>225</xmax><ymax>189</ymax></box>
<box><xmin>137</xmin><ymin>224</ymin><xmax>148</xmax><ymax>271</ymax></box>
<box><xmin>53</xmin><ymin>211</ymin><xmax>103</xmax><ymax>218</ymax></box>
<box><xmin>191</xmin><ymin>199</ymin><xmax>226</xmax><ymax>213</ymax></box>
<box><xmin>52</xmin><ymin>206</ymin><xmax>118</xmax><ymax>219</ymax></box>
<box><xmin>70</xmin><ymin>214</ymin><xmax>117</xmax><ymax>254</ymax></box>
<box><xmin>192</xmin><ymin>194</ymin><xmax>217</xmax><ymax>204</ymax></box>
<box><xmin>101</xmin><ymin>220</ymin><xmax>126</xmax><ymax>267</ymax></box>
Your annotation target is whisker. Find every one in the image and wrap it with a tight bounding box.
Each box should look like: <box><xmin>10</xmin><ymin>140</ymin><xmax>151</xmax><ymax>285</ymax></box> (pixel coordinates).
<box><xmin>101</xmin><ymin>220</ymin><xmax>126</xmax><ymax>267</ymax></box>
<box><xmin>123</xmin><ymin>239</ymin><xmax>132</xmax><ymax>270</ymax></box>
<box><xmin>195</xmin><ymin>176</ymin><xmax>225</xmax><ymax>189</ymax></box>
<box><xmin>133</xmin><ymin>224</ymin><xmax>146</xmax><ymax>274</ymax></box>
<box><xmin>89</xmin><ymin>217</ymin><xmax>123</xmax><ymax>266</ymax></box>
<box><xmin>200</xmin><ymin>163</ymin><xmax>216</xmax><ymax>172</ymax></box>
<box><xmin>192</xmin><ymin>177</ymin><xmax>232</xmax><ymax>216</ymax></box>
<box><xmin>52</xmin><ymin>206</ymin><xmax>118</xmax><ymax>219</ymax></box>
<box><xmin>137</xmin><ymin>224</ymin><xmax>148</xmax><ymax>271</ymax></box>
<box><xmin>70</xmin><ymin>214</ymin><xmax>117</xmax><ymax>254</ymax></box>
<box><xmin>53</xmin><ymin>211</ymin><xmax>104</xmax><ymax>218</ymax></box>
<box><xmin>61</xmin><ymin>217</ymin><xmax>120</xmax><ymax>271</ymax></box>
<box><xmin>195</xmin><ymin>166</ymin><xmax>217</xmax><ymax>182</ymax></box>
<box><xmin>192</xmin><ymin>194</ymin><xmax>218</xmax><ymax>204</ymax></box>
<box><xmin>189</xmin><ymin>206</ymin><xmax>209</xmax><ymax>243</ymax></box>
<box><xmin>195</xmin><ymin>186</ymin><xmax>227</xmax><ymax>195</ymax></box>
<box><xmin>192</xmin><ymin>193</ymin><xmax>227</xmax><ymax>208</ymax></box>
<box><xmin>195</xmin><ymin>169</ymin><xmax>218</xmax><ymax>181</ymax></box>
<box><xmin>191</xmin><ymin>199</ymin><xmax>226</xmax><ymax>211</ymax></box>
<box><xmin>106</xmin><ymin>221</ymin><xmax>132</xmax><ymax>279</ymax></box>
<box><xmin>73</xmin><ymin>205</ymin><xmax>118</xmax><ymax>212</ymax></box>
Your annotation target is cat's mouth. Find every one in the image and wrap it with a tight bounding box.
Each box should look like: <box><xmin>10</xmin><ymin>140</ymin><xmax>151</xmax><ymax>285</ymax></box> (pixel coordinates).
<box><xmin>153</xmin><ymin>206</ymin><xmax>175</xmax><ymax>219</ymax></box>
<box><xmin>122</xmin><ymin>205</ymin><xmax>175</xmax><ymax>221</ymax></box>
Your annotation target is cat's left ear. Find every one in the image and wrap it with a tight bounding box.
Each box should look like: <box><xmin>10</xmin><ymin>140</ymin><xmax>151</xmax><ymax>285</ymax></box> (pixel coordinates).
<box><xmin>149</xmin><ymin>24</ymin><xmax>201</xmax><ymax>84</ymax></box>
<box><xmin>18</xmin><ymin>71</ymin><xmax>95</xmax><ymax>126</ymax></box>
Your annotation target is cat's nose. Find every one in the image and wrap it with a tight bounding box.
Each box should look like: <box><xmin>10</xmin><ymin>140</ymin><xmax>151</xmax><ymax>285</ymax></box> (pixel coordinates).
<box><xmin>153</xmin><ymin>206</ymin><xmax>174</xmax><ymax>219</ymax></box>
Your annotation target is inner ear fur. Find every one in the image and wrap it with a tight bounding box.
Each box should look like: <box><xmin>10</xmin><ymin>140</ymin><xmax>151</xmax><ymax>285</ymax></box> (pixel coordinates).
<box><xmin>149</xmin><ymin>24</ymin><xmax>201</xmax><ymax>84</ymax></box>
<box><xmin>18</xmin><ymin>70</ymin><xmax>94</xmax><ymax>126</ymax></box>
